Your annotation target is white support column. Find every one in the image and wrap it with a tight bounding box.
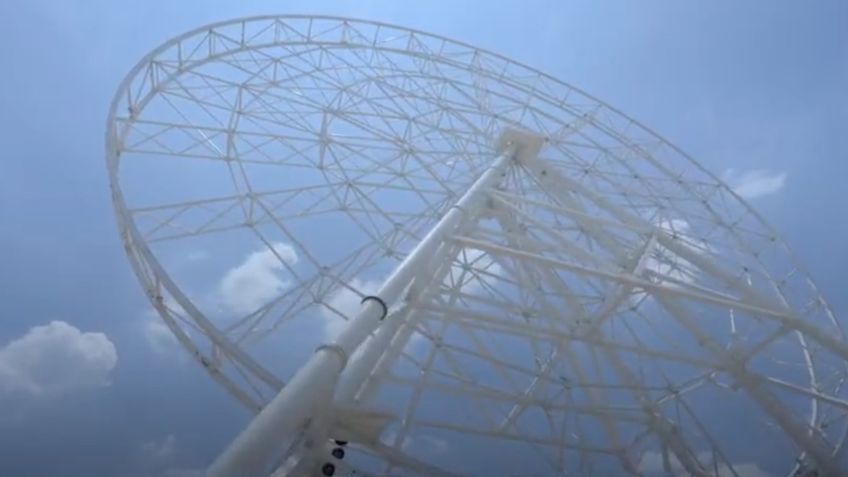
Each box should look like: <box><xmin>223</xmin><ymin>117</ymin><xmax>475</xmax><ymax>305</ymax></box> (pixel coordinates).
<box><xmin>207</xmin><ymin>140</ymin><xmax>523</xmax><ymax>477</ymax></box>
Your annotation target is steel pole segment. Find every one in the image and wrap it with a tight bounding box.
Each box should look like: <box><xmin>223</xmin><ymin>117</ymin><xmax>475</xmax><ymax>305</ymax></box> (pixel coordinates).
<box><xmin>207</xmin><ymin>147</ymin><xmax>517</xmax><ymax>477</ymax></box>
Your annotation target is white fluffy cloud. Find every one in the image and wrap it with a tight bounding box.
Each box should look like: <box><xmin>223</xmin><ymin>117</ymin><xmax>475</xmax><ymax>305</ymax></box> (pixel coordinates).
<box><xmin>137</xmin><ymin>309</ymin><xmax>179</xmax><ymax>356</ymax></box>
<box><xmin>722</xmin><ymin>169</ymin><xmax>787</xmax><ymax>199</ymax></box>
<box><xmin>638</xmin><ymin>450</ymin><xmax>772</xmax><ymax>477</ymax></box>
<box><xmin>142</xmin><ymin>315</ymin><xmax>178</xmax><ymax>356</ymax></box>
<box><xmin>0</xmin><ymin>321</ymin><xmax>117</xmax><ymax>397</ymax></box>
<box><xmin>219</xmin><ymin>242</ymin><xmax>298</xmax><ymax>314</ymax></box>
<box><xmin>139</xmin><ymin>295</ymin><xmax>184</xmax><ymax>358</ymax></box>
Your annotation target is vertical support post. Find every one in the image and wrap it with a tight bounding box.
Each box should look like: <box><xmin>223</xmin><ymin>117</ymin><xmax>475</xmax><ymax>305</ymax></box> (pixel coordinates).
<box><xmin>207</xmin><ymin>143</ymin><xmax>520</xmax><ymax>477</ymax></box>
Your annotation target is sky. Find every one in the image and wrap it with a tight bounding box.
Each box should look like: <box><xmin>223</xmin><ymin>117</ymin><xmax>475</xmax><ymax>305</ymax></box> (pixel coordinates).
<box><xmin>0</xmin><ymin>1</ymin><xmax>846</xmax><ymax>476</ymax></box>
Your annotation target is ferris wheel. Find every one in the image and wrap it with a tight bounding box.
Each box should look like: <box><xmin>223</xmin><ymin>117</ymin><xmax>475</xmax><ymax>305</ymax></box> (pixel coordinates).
<box><xmin>107</xmin><ymin>15</ymin><xmax>847</xmax><ymax>477</ymax></box>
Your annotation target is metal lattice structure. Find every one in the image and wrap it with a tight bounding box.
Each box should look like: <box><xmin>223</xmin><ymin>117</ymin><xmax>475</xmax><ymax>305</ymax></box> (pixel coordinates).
<box><xmin>107</xmin><ymin>15</ymin><xmax>848</xmax><ymax>477</ymax></box>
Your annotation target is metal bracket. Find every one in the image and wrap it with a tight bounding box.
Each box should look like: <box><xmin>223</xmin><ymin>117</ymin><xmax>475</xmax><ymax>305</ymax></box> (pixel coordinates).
<box><xmin>361</xmin><ymin>295</ymin><xmax>388</xmax><ymax>320</ymax></box>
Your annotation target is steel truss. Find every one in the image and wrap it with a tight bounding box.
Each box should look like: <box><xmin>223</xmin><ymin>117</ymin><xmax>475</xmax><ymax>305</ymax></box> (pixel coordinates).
<box><xmin>107</xmin><ymin>15</ymin><xmax>848</xmax><ymax>477</ymax></box>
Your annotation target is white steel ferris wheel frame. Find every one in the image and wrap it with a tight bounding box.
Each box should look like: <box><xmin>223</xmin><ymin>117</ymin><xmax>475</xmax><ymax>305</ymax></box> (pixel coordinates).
<box><xmin>107</xmin><ymin>15</ymin><xmax>848</xmax><ymax>477</ymax></box>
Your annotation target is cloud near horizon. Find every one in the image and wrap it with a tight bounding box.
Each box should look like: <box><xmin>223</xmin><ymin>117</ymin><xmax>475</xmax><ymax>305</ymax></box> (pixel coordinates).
<box><xmin>0</xmin><ymin>321</ymin><xmax>117</xmax><ymax>397</ymax></box>
<box><xmin>722</xmin><ymin>169</ymin><xmax>787</xmax><ymax>199</ymax></box>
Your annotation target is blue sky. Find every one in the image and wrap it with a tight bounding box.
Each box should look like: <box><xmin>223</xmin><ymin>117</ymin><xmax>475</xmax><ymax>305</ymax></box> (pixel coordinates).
<box><xmin>0</xmin><ymin>1</ymin><xmax>846</xmax><ymax>476</ymax></box>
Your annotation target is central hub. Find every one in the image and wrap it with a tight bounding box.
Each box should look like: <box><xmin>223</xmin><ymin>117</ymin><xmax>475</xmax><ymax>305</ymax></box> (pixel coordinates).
<box><xmin>496</xmin><ymin>128</ymin><xmax>545</xmax><ymax>163</ymax></box>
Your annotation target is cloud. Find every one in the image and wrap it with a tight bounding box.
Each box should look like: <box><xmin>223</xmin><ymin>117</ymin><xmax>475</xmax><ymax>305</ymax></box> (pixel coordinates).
<box><xmin>382</xmin><ymin>428</ymin><xmax>449</xmax><ymax>456</ymax></box>
<box><xmin>219</xmin><ymin>242</ymin><xmax>298</xmax><ymax>314</ymax></box>
<box><xmin>130</xmin><ymin>434</ymin><xmax>204</xmax><ymax>477</ymax></box>
<box><xmin>139</xmin><ymin>242</ymin><xmax>299</xmax><ymax>357</ymax></box>
<box><xmin>185</xmin><ymin>250</ymin><xmax>209</xmax><ymax>262</ymax></box>
<box><xmin>0</xmin><ymin>321</ymin><xmax>117</xmax><ymax>397</ymax></box>
<box><xmin>638</xmin><ymin>450</ymin><xmax>772</xmax><ymax>477</ymax></box>
<box><xmin>142</xmin><ymin>314</ymin><xmax>179</xmax><ymax>356</ymax></box>
<box><xmin>139</xmin><ymin>434</ymin><xmax>177</xmax><ymax>463</ymax></box>
<box><xmin>139</xmin><ymin>295</ymin><xmax>185</xmax><ymax>359</ymax></box>
<box><xmin>722</xmin><ymin>169</ymin><xmax>787</xmax><ymax>199</ymax></box>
